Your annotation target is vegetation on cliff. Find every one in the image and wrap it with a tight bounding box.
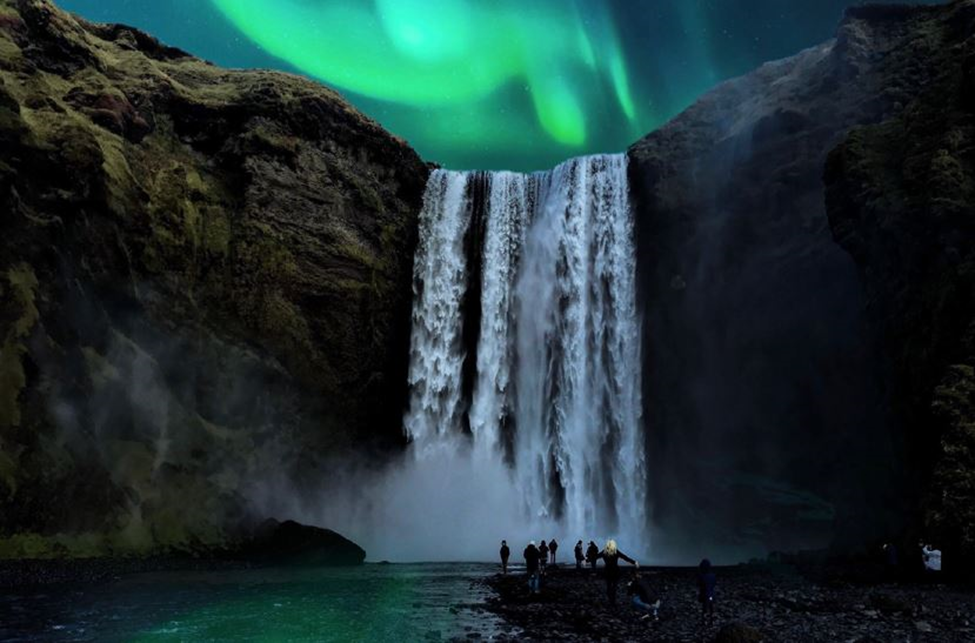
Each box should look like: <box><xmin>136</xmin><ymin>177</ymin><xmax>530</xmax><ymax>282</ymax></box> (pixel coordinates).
<box><xmin>825</xmin><ymin>0</ymin><xmax>975</xmax><ymax>572</ymax></box>
<box><xmin>0</xmin><ymin>0</ymin><xmax>428</xmax><ymax>556</ymax></box>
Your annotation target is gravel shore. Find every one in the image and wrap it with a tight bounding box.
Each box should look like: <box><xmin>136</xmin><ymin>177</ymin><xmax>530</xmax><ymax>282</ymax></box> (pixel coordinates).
<box><xmin>481</xmin><ymin>565</ymin><xmax>975</xmax><ymax>642</ymax></box>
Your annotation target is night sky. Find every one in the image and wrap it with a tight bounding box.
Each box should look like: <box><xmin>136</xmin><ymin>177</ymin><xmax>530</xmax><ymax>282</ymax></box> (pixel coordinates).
<box><xmin>57</xmin><ymin>0</ymin><xmax>942</xmax><ymax>171</ymax></box>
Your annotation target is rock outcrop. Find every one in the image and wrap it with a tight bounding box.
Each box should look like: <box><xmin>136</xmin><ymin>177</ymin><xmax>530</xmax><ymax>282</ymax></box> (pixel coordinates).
<box><xmin>628</xmin><ymin>1</ymin><xmax>974</xmax><ymax>562</ymax></box>
<box><xmin>0</xmin><ymin>0</ymin><xmax>428</xmax><ymax>556</ymax></box>
<box><xmin>243</xmin><ymin>519</ymin><xmax>366</xmax><ymax>566</ymax></box>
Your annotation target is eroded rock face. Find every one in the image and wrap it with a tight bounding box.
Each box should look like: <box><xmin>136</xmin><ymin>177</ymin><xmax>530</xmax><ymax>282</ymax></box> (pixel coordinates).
<box><xmin>628</xmin><ymin>3</ymin><xmax>970</xmax><ymax>559</ymax></box>
<box><xmin>0</xmin><ymin>0</ymin><xmax>428</xmax><ymax>555</ymax></box>
<box><xmin>825</xmin><ymin>1</ymin><xmax>975</xmax><ymax>573</ymax></box>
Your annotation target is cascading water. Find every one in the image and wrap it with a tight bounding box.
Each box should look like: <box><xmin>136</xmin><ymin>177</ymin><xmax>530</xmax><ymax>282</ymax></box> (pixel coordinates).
<box><xmin>404</xmin><ymin>154</ymin><xmax>647</xmax><ymax>551</ymax></box>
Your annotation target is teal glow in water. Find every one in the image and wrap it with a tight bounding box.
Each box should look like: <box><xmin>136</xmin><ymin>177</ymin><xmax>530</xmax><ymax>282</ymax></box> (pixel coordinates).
<box><xmin>0</xmin><ymin>564</ymin><xmax>503</xmax><ymax>642</ymax></box>
<box><xmin>55</xmin><ymin>0</ymin><xmax>939</xmax><ymax>171</ymax></box>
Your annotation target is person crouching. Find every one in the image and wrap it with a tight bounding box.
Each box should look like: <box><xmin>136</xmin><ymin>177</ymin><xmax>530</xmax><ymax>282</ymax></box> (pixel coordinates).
<box><xmin>627</xmin><ymin>572</ymin><xmax>661</xmax><ymax>622</ymax></box>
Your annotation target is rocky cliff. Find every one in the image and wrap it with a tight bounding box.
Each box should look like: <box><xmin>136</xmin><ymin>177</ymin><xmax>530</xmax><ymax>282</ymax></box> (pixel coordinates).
<box><xmin>825</xmin><ymin>1</ymin><xmax>975</xmax><ymax>572</ymax></box>
<box><xmin>629</xmin><ymin>0</ymin><xmax>975</xmax><ymax>565</ymax></box>
<box><xmin>0</xmin><ymin>0</ymin><xmax>428</xmax><ymax>556</ymax></box>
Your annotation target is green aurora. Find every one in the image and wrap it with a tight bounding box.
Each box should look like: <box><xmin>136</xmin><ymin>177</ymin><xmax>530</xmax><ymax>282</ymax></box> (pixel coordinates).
<box><xmin>209</xmin><ymin>0</ymin><xmax>641</xmax><ymax>168</ymax></box>
<box><xmin>56</xmin><ymin>0</ymin><xmax>943</xmax><ymax>170</ymax></box>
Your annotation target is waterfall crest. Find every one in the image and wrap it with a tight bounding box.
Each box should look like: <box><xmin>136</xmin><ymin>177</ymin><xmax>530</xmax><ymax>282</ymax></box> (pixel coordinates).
<box><xmin>405</xmin><ymin>154</ymin><xmax>647</xmax><ymax>549</ymax></box>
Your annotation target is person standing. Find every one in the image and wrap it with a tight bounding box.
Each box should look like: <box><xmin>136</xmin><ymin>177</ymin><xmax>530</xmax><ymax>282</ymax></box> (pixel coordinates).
<box><xmin>549</xmin><ymin>539</ymin><xmax>559</xmax><ymax>565</ymax></box>
<box><xmin>697</xmin><ymin>558</ymin><xmax>716</xmax><ymax>625</ymax></box>
<box><xmin>500</xmin><ymin>540</ymin><xmax>510</xmax><ymax>574</ymax></box>
<box><xmin>586</xmin><ymin>541</ymin><xmax>599</xmax><ymax>569</ymax></box>
<box><xmin>524</xmin><ymin>540</ymin><xmax>541</xmax><ymax>595</ymax></box>
<box><xmin>539</xmin><ymin>540</ymin><xmax>549</xmax><ymax>571</ymax></box>
<box><xmin>574</xmin><ymin>540</ymin><xmax>585</xmax><ymax>569</ymax></box>
<box><xmin>598</xmin><ymin>539</ymin><xmax>638</xmax><ymax>606</ymax></box>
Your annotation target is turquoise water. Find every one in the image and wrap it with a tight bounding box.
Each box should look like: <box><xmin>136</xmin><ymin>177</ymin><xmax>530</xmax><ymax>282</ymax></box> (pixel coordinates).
<box><xmin>0</xmin><ymin>564</ymin><xmax>505</xmax><ymax>642</ymax></box>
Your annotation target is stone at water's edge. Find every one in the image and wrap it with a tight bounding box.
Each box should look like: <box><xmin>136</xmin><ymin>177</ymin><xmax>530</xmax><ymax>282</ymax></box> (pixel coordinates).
<box><xmin>243</xmin><ymin>519</ymin><xmax>366</xmax><ymax>566</ymax></box>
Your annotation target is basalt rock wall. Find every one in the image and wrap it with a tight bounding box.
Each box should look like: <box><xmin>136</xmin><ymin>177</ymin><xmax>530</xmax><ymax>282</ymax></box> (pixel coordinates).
<box><xmin>629</xmin><ymin>1</ymin><xmax>974</xmax><ymax>564</ymax></box>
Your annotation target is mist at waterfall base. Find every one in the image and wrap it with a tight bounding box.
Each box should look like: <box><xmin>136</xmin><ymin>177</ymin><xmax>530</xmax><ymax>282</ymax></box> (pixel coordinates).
<box><xmin>255</xmin><ymin>155</ymin><xmax>649</xmax><ymax>563</ymax></box>
<box><xmin>56</xmin><ymin>0</ymin><xmax>941</xmax><ymax>171</ymax></box>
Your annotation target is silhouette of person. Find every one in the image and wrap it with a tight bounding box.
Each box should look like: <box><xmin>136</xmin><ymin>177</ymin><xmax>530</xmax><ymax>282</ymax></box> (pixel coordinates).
<box><xmin>539</xmin><ymin>540</ymin><xmax>549</xmax><ymax>570</ymax></box>
<box><xmin>549</xmin><ymin>539</ymin><xmax>558</xmax><ymax>564</ymax></box>
<box><xmin>500</xmin><ymin>540</ymin><xmax>510</xmax><ymax>574</ymax></box>
<box><xmin>697</xmin><ymin>558</ymin><xmax>716</xmax><ymax>625</ymax></box>
<box><xmin>574</xmin><ymin>540</ymin><xmax>585</xmax><ymax>569</ymax></box>
<box><xmin>586</xmin><ymin>541</ymin><xmax>599</xmax><ymax>569</ymax></box>
<box><xmin>524</xmin><ymin>540</ymin><xmax>541</xmax><ymax>595</ymax></box>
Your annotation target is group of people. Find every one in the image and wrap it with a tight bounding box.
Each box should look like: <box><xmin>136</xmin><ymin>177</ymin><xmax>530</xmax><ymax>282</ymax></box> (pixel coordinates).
<box><xmin>500</xmin><ymin>539</ymin><xmax>718</xmax><ymax>625</ymax></box>
<box><xmin>499</xmin><ymin>538</ymin><xmax>558</xmax><ymax>574</ymax></box>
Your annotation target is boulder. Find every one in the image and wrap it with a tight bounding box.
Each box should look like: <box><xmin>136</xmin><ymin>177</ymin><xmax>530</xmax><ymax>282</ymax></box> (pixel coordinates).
<box><xmin>243</xmin><ymin>519</ymin><xmax>366</xmax><ymax>566</ymax></box>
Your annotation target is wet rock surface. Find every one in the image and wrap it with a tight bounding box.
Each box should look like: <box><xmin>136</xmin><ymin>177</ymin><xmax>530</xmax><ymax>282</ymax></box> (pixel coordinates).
<box><xmin>482</xmin><ymin>565</ymin><xmax>975</xmax><ymax>642</ymax></box>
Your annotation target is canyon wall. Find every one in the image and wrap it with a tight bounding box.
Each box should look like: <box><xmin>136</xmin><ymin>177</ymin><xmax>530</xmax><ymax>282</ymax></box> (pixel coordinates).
<box><xmin>629</xmin><ymin>1</ymin><xmax>974</xmax><ymax>564</ymax></box>
<box><xmin>0</xmin><ymin>0</ymin><xmax>428</xmax><ymax>555</ymax></box>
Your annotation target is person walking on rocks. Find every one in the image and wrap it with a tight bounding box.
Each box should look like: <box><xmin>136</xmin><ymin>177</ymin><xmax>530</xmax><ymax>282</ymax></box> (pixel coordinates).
<box><xmin>539</xmin><ymin>540</ymin><xmax>549</xmax><ymax>571</ymax></box>
<box><xmin>598</xmin><ymin>539</ymin><xmax>638</xmax><ymax>606</ymax></box>
<box><xmin>549</xmin><ymin>539</ymin><xmax>558</xmax><ymax>565</ymax></box>
<box><xmin>586</xmin><ymin>541</ymin><xmax>599</xmax><ymax>569</ymax></box>
<box><xmin>524</xmin><ymin>540</ymin><xmax>541</xmax><ymax>595</ymax></box>
<box><xmin>574</xmin><ymin>540</ymin><xmax>585</xmax><ymax>569</ymax></box>
<box><xmin>697</xmin><ymin>558</ymin><xmax>716</xmax><ymax>625</ymax></box>
<box><xmin>500</xmin><ymin>540</ymin><xmax>510</xmax><ymax>575</ymax></box>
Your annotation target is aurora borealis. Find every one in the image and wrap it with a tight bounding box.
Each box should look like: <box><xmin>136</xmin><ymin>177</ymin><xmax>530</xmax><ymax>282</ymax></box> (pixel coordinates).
<box><xmin>57</xmin><ymin>0</ymin><xmax>942</xmax><ymax>170</ymax></box>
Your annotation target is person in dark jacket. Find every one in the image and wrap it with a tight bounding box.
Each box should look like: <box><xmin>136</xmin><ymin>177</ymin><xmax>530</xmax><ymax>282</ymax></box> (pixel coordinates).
<box><xmin>586</xmin><ymin>541</ymin><xmax>599</xmax><ymax>569</ymax></box>
<box><xmin>500</xmin><ymin>540</ymin><xmax>510</xmax><ymax>574</ymax></box>
<box><xmin>598</xmin><ymin>539</ymin><xmax>638</xmax><ymax>606</ymax></box>
<box><xmin>574</xmin><ymin>540</ymin><xmax>585</xmax><ymax>569</ymax></box>
<box><xmin>697</xmin><ymin>559</ymin><xmax>716</xmax><ymax>624</ymax></box>
<box><xmin>627</xmin><ymin>572</ymin><xmax>661</xmax><ymax>621</ymax></box>
<box><xmin>524</xmin><ymin>541</ymin><xmax>541</xmax><ymax>594</ymax></box>
<box><xmin>538</xmin><ymin>540</ymin><xmax>549</xmax><ymax>570</ymax></box>
<box><xmin>549</xmin><ymin>539</ymin><xmax>559</xmax><ymax>564</ymax></box>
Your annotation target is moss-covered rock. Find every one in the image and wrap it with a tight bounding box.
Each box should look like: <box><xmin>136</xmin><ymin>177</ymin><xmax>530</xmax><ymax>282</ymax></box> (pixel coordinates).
<box><xmin>0</xmin><ymin>0</ymin><xmax>428</xmax><ymax>556</ymax></box>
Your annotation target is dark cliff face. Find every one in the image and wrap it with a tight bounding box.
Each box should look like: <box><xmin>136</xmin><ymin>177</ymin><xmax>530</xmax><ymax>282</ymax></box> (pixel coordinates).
<box><xmin>628</xmin><ymin>2</ymin><xmax>969</xmax><ymax>561</ymax></box>
<box><xmin>0</xmin><ymin>0</ymin><xmax>428</xmax><ymax>555</ymax></box>
<box><xmin>825</xmin><ymin>1</ymin><xmax>975</xmax><ymax>572</ymax></box>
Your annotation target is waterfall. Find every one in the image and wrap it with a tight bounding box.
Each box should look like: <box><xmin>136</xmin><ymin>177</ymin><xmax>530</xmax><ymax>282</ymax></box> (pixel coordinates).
<box><xmin>404</xmin><ymin>154</ymin><xmax>647</xmax><ymax>550</ymax></box>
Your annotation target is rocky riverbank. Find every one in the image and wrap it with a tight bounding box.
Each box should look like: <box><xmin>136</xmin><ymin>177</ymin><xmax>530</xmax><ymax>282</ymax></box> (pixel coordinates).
<box><xmin>482</xmin><ymin>565</ymin><xmax>975</xmax><ymax>642</ymax></box>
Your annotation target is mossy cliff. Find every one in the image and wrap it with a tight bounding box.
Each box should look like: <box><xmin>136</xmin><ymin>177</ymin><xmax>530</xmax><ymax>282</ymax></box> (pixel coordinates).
<box><xmin>0</xmin><ymin>0</ymin><xmax>428</xmax><ymax>556</ymax></box>
<box><xmin>825</xmin><ymin>0</ymin><xmax>975</xmax><ymax>573</ymax></box>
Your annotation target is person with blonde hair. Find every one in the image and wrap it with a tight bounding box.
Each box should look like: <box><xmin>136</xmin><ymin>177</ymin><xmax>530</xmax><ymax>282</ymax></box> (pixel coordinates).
<box><xmin>598</xmin><ymin>539</ymin><xmax>638</xmax><ymax>606</ymax></box>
